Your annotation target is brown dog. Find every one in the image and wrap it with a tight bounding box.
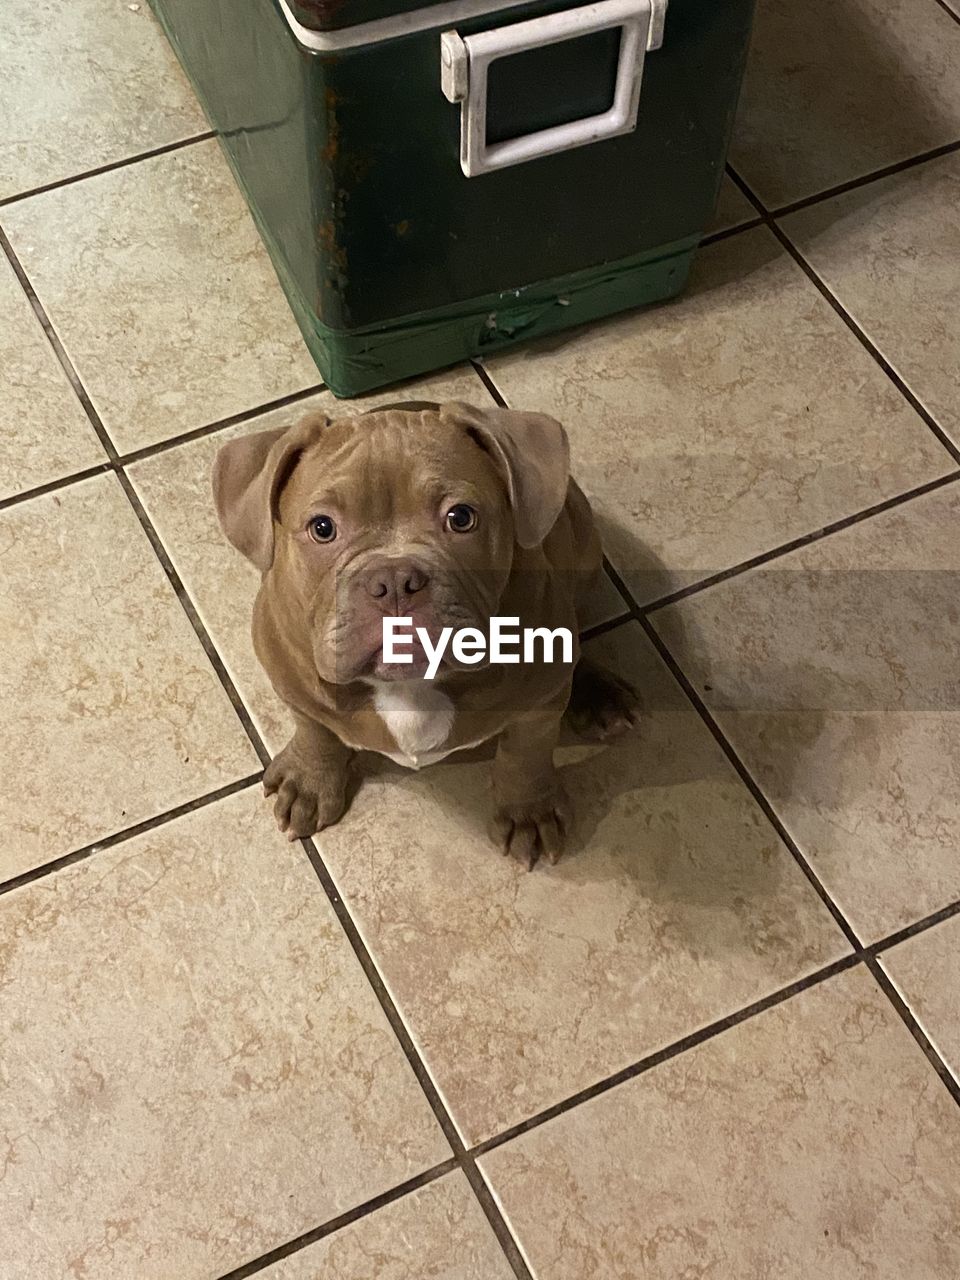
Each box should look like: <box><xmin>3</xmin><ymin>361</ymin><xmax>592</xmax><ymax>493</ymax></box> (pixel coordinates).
<box><xmin>213</xmin><ymin>400</ymin><xmax>637</xmax><ymax>867</ymax></box>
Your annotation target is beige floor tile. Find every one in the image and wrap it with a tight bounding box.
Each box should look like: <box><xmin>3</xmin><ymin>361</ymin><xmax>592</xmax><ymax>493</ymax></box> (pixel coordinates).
<box><xmin>0</xmin><ymin>473</ymin><xmax>258</xmax><ymax>881</ymax></box>
<box><xmin>707</xmin><ymin>176</ymin><xmax>757</xmax><ymax>235</ymax></box>
<box><xmin>312</xmin><ymin>623</ymin><xmax>847</xmax><ymax>1144</ymax></box>
<box><xmin>655</xmin><ymin>482</ymin><xmax>960</xmax><ymax>942</ymax></box>
<box><xmin>485</xmin><ymin>228</ymin><xmax>952</xmax><ymax>604</ymax></box>
<box><xmin>259</xmin><ymin>1175</ymin><xmax>512</xmax><ymax>1280</ymax></box>
<box><xmin>784</xmin><ymin>152</ymin><xmax>960</xmax><ymax>446</ymax></box>
<box><xmin>0</xmin><ymin>254</ymin><xmax>104</xmax><ymax>499</ymax></box>
<box><xmin>0</xmin><ymin>788</ymin><xmax>447</xmax><ymax>1280</ymax></box>
<box><xmin>480</xmin><ymin>966</ymin><xmax>960</xmax><ymax>1280</ymax></box>
<box><xmin>129</xmin><ymin>370</ymin><xmax>623</xmax><ymax>754</ymax></box>
<box><xmin>1</xmin><ymin>140</ymin><xmax>319</xmax><ymax>453</ymax></box>
<box><xmin>882</xmin><ymin>914</ymin><xmax>960</xmax><ymax>1084</ymax></box>
<box><xmin>0</xmin><ymin>0</ymin><xmax>206</xmax><ymax>200</ymax></box>
<box><xmin>729</xmin><ymin>0</ymin><xmax>960</xmax><ymax>208</ymax></box>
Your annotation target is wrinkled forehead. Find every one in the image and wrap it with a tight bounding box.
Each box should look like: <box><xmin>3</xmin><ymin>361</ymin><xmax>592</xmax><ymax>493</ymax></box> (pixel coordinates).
<box><xmin>281</xmin><ymin>410</ymin><xmax>504</xmax><ymax>521</ymax></box>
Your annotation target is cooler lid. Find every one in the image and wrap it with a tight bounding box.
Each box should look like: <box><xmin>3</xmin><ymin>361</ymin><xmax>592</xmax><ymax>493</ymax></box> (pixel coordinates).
<box><xmin>285</xmin><ymin>0</ymin><xmax>447</xmax><ymax>31</ymax></box>
<box><xmin>277</xmin><ymin>0</ymin><xmax>667</xmax><ymax>88</ymax></box>
<box><xmin>278</xmin><ymin>0</ymin><xmax>609</xmax><ymax>42</ymax></box>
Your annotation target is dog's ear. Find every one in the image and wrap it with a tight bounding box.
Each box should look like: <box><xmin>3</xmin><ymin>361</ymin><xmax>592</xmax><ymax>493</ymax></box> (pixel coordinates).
<box><xmin>445</xmin><ymin>403</ymin><xmax>570</xmax><ymax>548</ymax></box>
<box><xmin>212</xmin><ymin>411</ymin><xmax>331</xmax><ymax>571</ymax></box>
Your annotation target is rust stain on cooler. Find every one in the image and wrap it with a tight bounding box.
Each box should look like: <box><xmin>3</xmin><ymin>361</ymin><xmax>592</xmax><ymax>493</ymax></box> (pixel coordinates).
<box><xmin>321</xmin><ymin>87</ymin><xmax>340</xmax><ymax>164</ymax></box>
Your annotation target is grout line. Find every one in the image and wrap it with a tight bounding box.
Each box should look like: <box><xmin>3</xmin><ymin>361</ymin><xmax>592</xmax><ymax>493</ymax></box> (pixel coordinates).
<box><xmin>726</xmin><ymin>164</ymin><xmax>960</xmax><ymax>468</ymax></box>
<box><xmin>0</xmin><ymin>229</ymin><xmax>120</xmax><ymax>461</ymax></box>
<box><xmin>0</xmin><ymin>386</ymin><xmax>326</xmax><ymax>514</ymax></box>
<box><xmin>119</xmin><ymin>353</ymin><xmax>494</xmax><ymax>468</ymax></box>
<box><xmin>579</xmin><ymin>610</ymin><xmax>634</xmax><ymax>643</ymax></box>
<box><xmin>116</xmin><ymin>470</ymin><xmax>274</xmax><ymax>766</ymax></box>
<box><xmin>721</xmin><ymin>165</ymin><xmax>770</xmax><ymax>211</ymax></box>
<box><xmin>451</xmin><ymin>1148</ymin><xmax>534</xmax><ymax>1276</ymax></box>
<box><xmin>638</xmin><ymin>613</ymin><xmax>864</xmax><ymax>950</ymax></box>
<box><xmin>213</xmin><ymin>1159</ymin><xmax>459</xmax><ymax>1280</ymax></box>
<box><xmin>867</xmin><ymin>897</ymin><xmax>960</xmax><ymax>956</ymax></box>
<box><xmin>931</xmin><ymin>0</ymin><xmax>960</xmax><ymax>28</ymax></box>
<box><xmin>471</xmin><ymin>360</ymin><xmax>509</xmax><ymax>407</ymax></box>
<box><xmin>464</xmin><ymin>358</ymin><xmax>503</xmax><ymax>404</ymax></box>
<box><xmin>0</xmin><ymin>132</ymin><xmax>216</xmax><ymax>209</ymax></box>
<box><xmin>472</xmin><ymin>954</ymin><xmax>862</xmax><ymax>1159</ymax></box>
<box><xmin>636</xmin><ymin>594</ymin><xmax>960</xmax><ymax>1115</ymax></box>
<box><xmin>117</xmin><ymin>383</ymin><xmax>327</xmax><ymax>466</ymax></box>
<box><xmin>771</xmin><ymin>224</ymin><xmax>960</xmax><ymax>464</ymax></box>
<box><xmin>640</xmin><ymin>605</ymin><xmax>960</xmax><ymax>1114</ymax></box>
<box><xmin>296</xmin><ymin>837</ymin><xmax>466</xmax><ymax>1152</ymax></box>
<box><xmin>768</xmin><ymin>137</ymin><xmax>960</xmax><ymax>219</ymax></box>
<box><xmin>601</xmin><ymin>554</ymin><xmax>638</xmax><ymax>614</ymax></box>
<box><xmin>638</xmin><ymin>469</ymin><xmax>960</xmax><ymax>615</ymax></box>
<box><xmin>866</xmin><ymin>957</ymin><xmax>960</xmax><ymax>1105</ymax></box>
<box><xmin>0</xmin><ymin>773</ymin><xmax>262</xmax><ymax>899</ymax></box>
<box><xmin>0</xmin><ymin>463</ymin><xmax>112</xmax><ymax>513</ymax></box>
<box><xmin>699</xmin><ymin>216</ymin><xmax>764</xmax><ymax>246</ymax></box>
<box><xmin>294</xmin><ymin>834</ymin><xmax>535</xmax><ymax>1280</ymax></box>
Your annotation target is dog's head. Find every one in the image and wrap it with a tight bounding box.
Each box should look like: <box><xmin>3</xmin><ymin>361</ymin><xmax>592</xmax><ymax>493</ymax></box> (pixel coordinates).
<box><xmin>212</xmin><ymin>400</ymin><xmax>569</xmax><ymax>683</ymax></box>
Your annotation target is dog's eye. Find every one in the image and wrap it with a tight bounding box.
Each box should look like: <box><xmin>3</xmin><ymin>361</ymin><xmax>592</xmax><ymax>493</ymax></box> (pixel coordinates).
<box><xmin>307</xmin><ymin>514</ymin><xmax>337</xmax><ymax>543</ymax></box>
<box><xmin>445</xmin><ymin>503</ymin><xmax>478</xmax><ymax>533</ymax></box>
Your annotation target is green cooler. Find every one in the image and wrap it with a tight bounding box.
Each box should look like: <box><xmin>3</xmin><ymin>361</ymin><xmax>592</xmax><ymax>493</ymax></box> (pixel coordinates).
<box><xmin>150</xmin><ymin>0</ymin><xmax>754</xmax><ymax>395</ymax></box>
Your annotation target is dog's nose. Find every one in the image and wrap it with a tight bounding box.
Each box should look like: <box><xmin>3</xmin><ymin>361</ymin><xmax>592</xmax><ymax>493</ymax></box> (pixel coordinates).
<box><xmin>361</xmin><ymin>559</ymin><xmax>430</xmax><ymax>610</ymax></box>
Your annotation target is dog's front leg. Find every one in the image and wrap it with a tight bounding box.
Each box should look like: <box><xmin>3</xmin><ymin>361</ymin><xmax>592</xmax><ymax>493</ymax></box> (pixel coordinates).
<box><xmin>490</xmin><ymin>694</ymin><xmax>569</xmax><ymax>869</ymax></box>
<box><xmin>263</xmin><ymin>712</ymin><xmax>352</xmax><ymax>840</ymax></box>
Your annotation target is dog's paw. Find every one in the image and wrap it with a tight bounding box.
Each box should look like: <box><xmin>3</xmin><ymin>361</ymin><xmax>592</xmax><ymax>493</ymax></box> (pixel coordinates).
<box><xmin>262</xmin><ymin>747</ymin><xmax>348</xmax><ymax>840</ymax></box>
<box><xmin>567</xmin><ymin>659</ymin><xmax>640</xmax><ymax>742</ymax></box>
<box><xmin>490</xmin><ymin>790</ymin><xmax>571</xmax><ymax>870</ymax></box>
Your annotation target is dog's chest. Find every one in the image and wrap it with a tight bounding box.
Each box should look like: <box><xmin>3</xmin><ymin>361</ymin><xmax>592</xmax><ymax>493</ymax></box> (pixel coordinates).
<box><xmin>371</xmin><ymin>683</ymin><xmax>458</xmax><ymax>769</ymax></box>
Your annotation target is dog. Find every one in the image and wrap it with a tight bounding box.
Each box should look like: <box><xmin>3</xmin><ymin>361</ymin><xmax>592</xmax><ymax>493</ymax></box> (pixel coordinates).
<box><xmin>213</xmin><ymin>400</ymin><xmax>638</xmax><ymax>867</ymax></box>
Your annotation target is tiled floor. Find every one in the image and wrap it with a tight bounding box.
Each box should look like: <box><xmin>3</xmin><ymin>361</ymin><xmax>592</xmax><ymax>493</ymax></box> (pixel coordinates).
<box><xmin>2</xmin><ymin>1</ymin><xmax>960</xmax><ymax>1277</ymax></box>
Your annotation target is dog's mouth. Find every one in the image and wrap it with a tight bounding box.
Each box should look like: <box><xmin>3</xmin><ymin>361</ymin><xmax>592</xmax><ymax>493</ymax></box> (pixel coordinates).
<box><xmin>370</xmin><ymin>642</ymin><xmax>433</xmax><ymax>681</ymax></box>
<box><xmin>323</xmin><ymin>612</ymin><xmax>492</xmax><ymax>684</ymax></box>
<box><xmin>322</xmin><ymin>622</ymin><xmax>446</xmax><ymax>684</ymax></box>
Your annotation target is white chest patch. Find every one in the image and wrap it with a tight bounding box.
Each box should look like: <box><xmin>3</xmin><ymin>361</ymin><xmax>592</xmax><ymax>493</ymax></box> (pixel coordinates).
<box><xmin>372</xmin><ymin>682</ymin><xmax>456</xmax><ymax>769</ymax></box>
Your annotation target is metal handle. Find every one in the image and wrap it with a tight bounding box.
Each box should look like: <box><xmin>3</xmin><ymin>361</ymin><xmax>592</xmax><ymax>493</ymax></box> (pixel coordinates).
<box><xmin>441</xmin><ymin>0</ymin><xmax>666</xmax><ymax>177</ymax></box>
